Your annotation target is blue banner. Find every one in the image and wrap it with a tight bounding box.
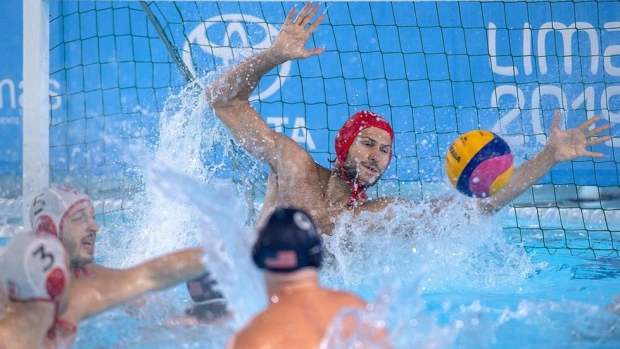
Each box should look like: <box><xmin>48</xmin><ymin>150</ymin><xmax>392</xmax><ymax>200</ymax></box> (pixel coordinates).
<box><xmin>0</xmin><ymin>0</ymin><xmax>23</xmax><ymax>176</ymax></box>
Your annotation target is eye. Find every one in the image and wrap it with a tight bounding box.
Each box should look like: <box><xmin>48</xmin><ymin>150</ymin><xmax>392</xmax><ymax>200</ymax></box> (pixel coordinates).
<box><xmin>380</xmin><ymin>147</ymin><xmax>390</xmax><ymax>154</ymax></box>
<box><xmin>362</xmin><ymin>140</ymin><xmax>374</xmax><ymax>147</ymax></box>
<box><xmin>71</xmin><ymin>212</ymin><xmax>87</xmax><ymax>222</ymax></box>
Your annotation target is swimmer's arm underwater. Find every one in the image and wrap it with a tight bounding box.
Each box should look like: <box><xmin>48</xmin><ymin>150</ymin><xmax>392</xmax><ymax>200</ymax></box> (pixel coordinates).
<box><xmin>205</xmin><ymin>3</ymin><xmax>324</xmax><ymax>163</ymax></box>
<box><xmin>477</xmin><ymin>110</ymin><xmax>610</xmax><ymax>215</ymax></box>
<box><xmin>77</xmin><ymin>247</ymin><xmax>206</xmax><ymax>319</ymax></box>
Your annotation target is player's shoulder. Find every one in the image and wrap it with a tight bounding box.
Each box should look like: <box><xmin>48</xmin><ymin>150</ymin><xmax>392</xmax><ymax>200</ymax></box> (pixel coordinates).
<box><xmin>324</xmin><ymin>288</ymin><xmax>367</xmax><ymax>308</ymax></box>
<box><xmin>73</xmin><ymin>264</ymin><xmax>121</xmax><ymax>286</ymax></box>
<box><xmin>273</xmin><ymin>135</ymin><xmax>325</xmax><ymax>168</ymax></box>
<box><xmin>230</xmin><ymin>314</ymin><xmax>283</xmax><ymax>348</ymax></box>
<box><xmin>273</xmin><ymin>131</ymin><xmax>310</xmax><ymax>153</ymax></box>
<box><xmin>85</xmin><ymin>263</ymin><xmax>115</xmax><ymax>276</ymax></box>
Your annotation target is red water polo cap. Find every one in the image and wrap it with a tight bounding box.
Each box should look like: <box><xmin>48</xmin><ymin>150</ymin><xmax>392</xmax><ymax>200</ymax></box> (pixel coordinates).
<box><xmin>335</xmin><ymin>111</ymin><xmax>394</xmax><ymax>205</ymax></box>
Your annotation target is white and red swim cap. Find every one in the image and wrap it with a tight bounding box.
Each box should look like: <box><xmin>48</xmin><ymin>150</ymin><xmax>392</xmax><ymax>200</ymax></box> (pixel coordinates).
<box><xmin>0</xmin><ymin>232</ymin><xmax>68</xmax><ymax>302</ymax></box>
<box><xmin>29</xmin><ymin>185</ymin><xmax>91</xmax><ymax>237</ymax></box>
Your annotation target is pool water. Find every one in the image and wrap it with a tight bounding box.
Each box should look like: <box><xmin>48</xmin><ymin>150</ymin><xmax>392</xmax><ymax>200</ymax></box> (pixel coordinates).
<box><xmin>68</xmin><ymin>167</ymin><xmax>620</xmax><ymax>349</ymax></box>
<box><xmin>70</xmin><ymin>240</ymin><xmax>620</xmax><ymax>349</ymax></box>
<box><xmin>72</xmin><ymin>243</ymin><xmax>620</xmax><ymax>348</ymax></box>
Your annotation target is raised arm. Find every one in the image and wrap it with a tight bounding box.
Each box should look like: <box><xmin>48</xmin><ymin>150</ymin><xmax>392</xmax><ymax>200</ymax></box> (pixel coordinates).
<box><xmin>204</xmin><ymin>3</ymin><xmax>325</xmax><ymax>164</ymax></box>
<box><xmin>479</xmin><ymin>109</ymin><xmax>611</xmax><ymax>214</ymax></box>
<box><xmin>78</xmin><ymin>248</ymin><xmax>206</xmax><ymax>319</ymax></box>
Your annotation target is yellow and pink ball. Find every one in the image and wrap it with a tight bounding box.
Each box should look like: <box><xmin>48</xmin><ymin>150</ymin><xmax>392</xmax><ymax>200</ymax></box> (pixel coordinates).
<box><xmin>445</xmin><ymin>130</ymin><xmax>514</xmax><ymax>198</ymax></box>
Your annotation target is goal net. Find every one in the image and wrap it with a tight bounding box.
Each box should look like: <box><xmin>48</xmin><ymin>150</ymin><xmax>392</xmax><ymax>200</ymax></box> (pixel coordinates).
<box><xmin>13</xmin><ymin>0</ymin><xmax>620</xmax><ymax>256</ymax></box>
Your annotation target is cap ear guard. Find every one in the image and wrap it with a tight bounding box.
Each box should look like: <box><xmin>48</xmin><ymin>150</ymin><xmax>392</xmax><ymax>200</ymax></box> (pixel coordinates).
<box><xmin>35</xmin><ymin>215</ymin><xmax>60</xmax><ymax>237</ymax></box>
<box><xmin>252</xmin><ymin>243</ymin><xmax>264</xmax><ymax>270</ymax></box>
<box><xmin>46</xmin><ymin>267</ymin><xmax>67</xmax><ymax>300</ymax></box>
<box><xmin>297</xmin><ymin>212</ymin><xmax>322</xmax><ymax>269</ymax></box>
<box><xmin>307</xmin><ymin>242</ymin><xmax>322</xmax><ymax>269</ymax></box>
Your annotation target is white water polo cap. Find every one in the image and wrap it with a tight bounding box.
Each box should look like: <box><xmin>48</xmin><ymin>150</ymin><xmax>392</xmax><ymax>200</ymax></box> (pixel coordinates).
<box><xmin>30</xmin><ymin>185</ymin><xmax>91</xmax><ymax>237</ymax></box>
<box><xmin>1</xmin><ymin>232</ymin><xmax>68</xmax><ymax>302</ymax></box>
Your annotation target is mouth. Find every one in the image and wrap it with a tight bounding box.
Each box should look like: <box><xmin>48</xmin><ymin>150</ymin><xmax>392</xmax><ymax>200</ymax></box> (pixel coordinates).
<box><xmin>361</xmin><ymin>163</ymin><xmax>379</xmax><ymax>174</ymax></box>
<box><xmin>81</xmin><ymin>236</ymin><xmax>96</xmax><ymax>254</ymax></box>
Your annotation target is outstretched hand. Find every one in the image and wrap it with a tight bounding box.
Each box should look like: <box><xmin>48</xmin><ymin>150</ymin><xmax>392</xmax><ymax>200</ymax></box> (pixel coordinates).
<box><xmin>546</xmin><ymin>109</ymin><xmax>611</xmax><ymax>163</ymax></box>
<box><xmin>270</xmin><ymin>3</ymin><xmax>325</xmax><ymax>62</ymax></box>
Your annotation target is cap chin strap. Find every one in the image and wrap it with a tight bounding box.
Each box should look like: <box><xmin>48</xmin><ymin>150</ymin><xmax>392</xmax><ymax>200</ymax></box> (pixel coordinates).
<box><xmin>72</xmin><ymin>266</ymin><xmax>90</xmax><ymax>279</ymax></box>
<box><xmin>47</xmin><ymin>302</ymin><xmax>76</xmax><ymax>340</ymax></box>
<box><xmin>339</xmin><ymin>165</ymin><xmax>368</xmax><ymax>206</ymax></box>
<box><xmin>47</xmin><ymin>316</ymin><xmax>77</xmax><ymax>340</ymax></box>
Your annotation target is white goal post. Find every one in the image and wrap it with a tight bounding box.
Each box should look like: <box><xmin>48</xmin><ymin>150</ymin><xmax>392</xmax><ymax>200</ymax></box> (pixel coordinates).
<box><xmin>22</xmin><ymin>0</ymin><xmax>50</xmax><ymax>228</ymax></box>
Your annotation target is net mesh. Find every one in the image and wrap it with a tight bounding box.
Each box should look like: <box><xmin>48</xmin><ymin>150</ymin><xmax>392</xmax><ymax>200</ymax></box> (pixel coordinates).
<box><xmin>35</xmin><ymin>0</ymin><xmax>620</xmax><ymax>256</ymax></box>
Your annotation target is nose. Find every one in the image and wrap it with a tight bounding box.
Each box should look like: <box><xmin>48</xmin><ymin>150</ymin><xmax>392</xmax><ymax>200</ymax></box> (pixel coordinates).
<box><xmin>368</xmin><ymin>148</ymin><xmax>381</xmax><ymax>163</ymax></box>
<box><xmin>88</xmin><ymin>216</ymin><xmax>99</xmax><ymax>232</ymax></box>
<box><xmin>368</xmin><ymin>153</ymin><xmax>376</xmax><ymax>163</ymax></box>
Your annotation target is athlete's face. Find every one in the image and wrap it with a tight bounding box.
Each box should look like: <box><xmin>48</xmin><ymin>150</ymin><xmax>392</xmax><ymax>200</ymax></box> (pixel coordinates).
<box><xmin>60</xmin><ymin>201</ymin><xmax>98</xmax><ymax>268</ymax></box>
<box><xmin>343</xmin><ymin>127</ymin><xmax>392</xmax><ymax>188</ymax></box>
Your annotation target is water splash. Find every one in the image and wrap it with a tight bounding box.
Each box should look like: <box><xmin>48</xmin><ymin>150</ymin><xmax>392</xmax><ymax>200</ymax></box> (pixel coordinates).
<box><xmin>319</xmin><ymin>192</ymin><xmax>547</xmax><ymax>347</ymax></box>
<box><xmin>145</xmin><ymin>163</ymin><xmax>266</xmax><ymax>328</ymax></box>
<box><xmin>94</xmin><ymin>77</ymin><xmax>265</xmax><ymax>337</ymax></box>
<box><xmin>323</xmin><ymin>194</ymin><xmax>540</xmax><ymax>294</ymax></box>
<box><xmin>100</xmin><ymin>80</ymin><xmax>222</xmax><ymax>266</ymax></box>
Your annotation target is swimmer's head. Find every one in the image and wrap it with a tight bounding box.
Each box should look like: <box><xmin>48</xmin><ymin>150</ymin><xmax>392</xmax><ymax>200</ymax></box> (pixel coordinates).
<box><xmin>29</xmin><ymin>185</ymin><xmax>98</xmax><ymax>268</ymax></box>
<box><xmin>29</xmin><ymin>185</ymin><xmax>91</xmax><ymax>237</ymax></box>
<box><xmin>335</xmin><ymin>110</ymin><xmax>394</xmax><ymax>204</ymax></box>
<box><xmin>0</xmin><ymin>232</ymin><xmax>69</xmax><ymax>307</ymax></box>
<box><xmin>253</xmin><ymin>208</ymin><xmax>322</xmax><ymax>273</ymax></box>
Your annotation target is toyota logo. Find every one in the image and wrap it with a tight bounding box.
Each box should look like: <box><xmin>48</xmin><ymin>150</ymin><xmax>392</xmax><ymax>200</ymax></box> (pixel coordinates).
<box><xmin>182</xmin><ymin>14</ymin><xmax>291</xmax><ymax>101</ymax></box>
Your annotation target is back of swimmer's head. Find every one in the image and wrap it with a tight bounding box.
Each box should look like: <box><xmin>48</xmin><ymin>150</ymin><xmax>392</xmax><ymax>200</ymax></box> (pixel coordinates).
<box><xmin>252</xmin><ymin>207</ymin><xmax>322</xmax><ymax>273</ymax></box>
<box><xmin>29</xmin><ymin>185</ymin><xmax>91</xmax><ymax>237</ymax></box>
<box><xmin>0</xmin><ymin>232</ymin><xmax>69</xmax><ymax>305</ymax></box>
